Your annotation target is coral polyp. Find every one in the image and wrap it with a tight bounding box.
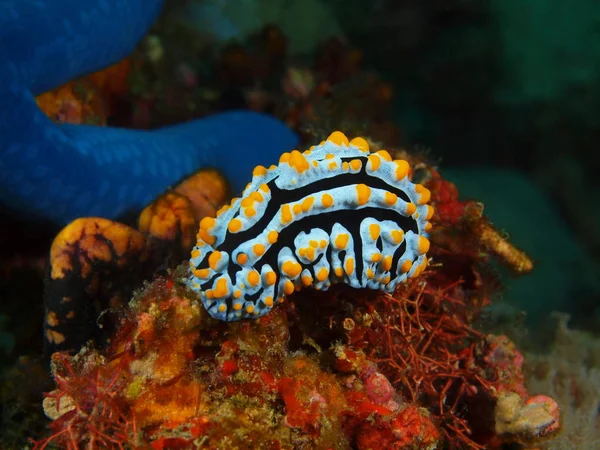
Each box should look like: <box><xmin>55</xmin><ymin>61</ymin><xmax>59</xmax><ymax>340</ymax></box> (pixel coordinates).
<box><xmin>188</xmin><ymin>131</ymin><xmax>433</xmax><ymax>321</ymax></box>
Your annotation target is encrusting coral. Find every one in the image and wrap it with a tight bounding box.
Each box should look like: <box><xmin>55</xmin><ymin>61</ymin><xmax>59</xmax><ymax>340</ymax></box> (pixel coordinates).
<box><xmin>36</xmin><ymin>137</ymin><xmax>560</xmax><ymax>450</ymax></box>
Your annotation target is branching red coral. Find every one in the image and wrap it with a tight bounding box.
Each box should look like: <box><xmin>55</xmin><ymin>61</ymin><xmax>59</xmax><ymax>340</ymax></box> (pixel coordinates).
<box><xmin>363</xmin><ymin>276</ymin><xmax>491</xmax><ymax>449</ymax></box>
<box><xmin>34</xmin><ymin>352</ymin><xmax>135</xmax><ymax>450</ymax></box>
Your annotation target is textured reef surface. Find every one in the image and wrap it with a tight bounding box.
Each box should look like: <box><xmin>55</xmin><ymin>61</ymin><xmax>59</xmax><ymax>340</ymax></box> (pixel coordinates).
<box><xmin>0</xmin><ymin>2</ymin><xmax>585</xmax><ymax>448</ymax></box>
<box><xmin>34</xmin><ymin>134</ymin><xmax>560</xmax><ymax>450</ymax></box>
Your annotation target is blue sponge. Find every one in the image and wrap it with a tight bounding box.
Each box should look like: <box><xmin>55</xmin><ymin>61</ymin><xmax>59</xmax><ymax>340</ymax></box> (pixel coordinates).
<box><xmin>0</xmin><ymin>0</ymin><xmax>298</xmax><ymax>225</ymax></box>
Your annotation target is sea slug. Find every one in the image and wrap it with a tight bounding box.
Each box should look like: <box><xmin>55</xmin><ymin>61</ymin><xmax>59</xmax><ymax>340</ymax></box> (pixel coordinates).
<box><xmin>188</xmin><ymin>132</ymin><xmax>433</xmax><ymax>320</ymax></box>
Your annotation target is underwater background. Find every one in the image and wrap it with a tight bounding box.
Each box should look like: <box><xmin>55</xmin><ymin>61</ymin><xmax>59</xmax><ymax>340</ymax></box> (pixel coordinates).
<box><xmin>1</xmin><ymin>0</ymin><xmax>599</xmax><ymax>448</ymax></box>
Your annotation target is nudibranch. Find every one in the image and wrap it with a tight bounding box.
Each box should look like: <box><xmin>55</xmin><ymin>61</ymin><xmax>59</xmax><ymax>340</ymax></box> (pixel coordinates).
<box><xmin>0</xmin><ymin>0</ymin><xmax>297</xmax><ymax>225</ymax></box>
<box><xmin>188</xmin><ymin>132</ymin><xmax>433</xmax><ymax>321</ymax></box>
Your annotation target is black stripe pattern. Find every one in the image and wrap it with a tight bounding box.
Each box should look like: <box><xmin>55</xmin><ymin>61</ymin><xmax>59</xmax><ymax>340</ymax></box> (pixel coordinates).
<box><xmin>187</xmin><ymin>132</ymin><xmax>434</xmax><ymax>321</ymax></box>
